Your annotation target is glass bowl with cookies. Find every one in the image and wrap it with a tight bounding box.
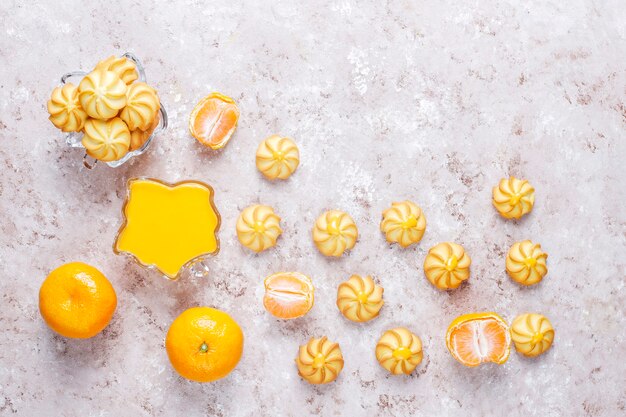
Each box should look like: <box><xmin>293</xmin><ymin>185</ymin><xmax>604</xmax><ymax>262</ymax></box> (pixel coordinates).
<box><xmin>47</xmin><ymin>52</ymin><xmax>168</xmax><ymax>169</ymax></box>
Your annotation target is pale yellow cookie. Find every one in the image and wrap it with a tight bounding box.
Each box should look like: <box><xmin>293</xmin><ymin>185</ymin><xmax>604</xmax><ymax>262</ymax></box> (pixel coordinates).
<box><xmin>423</xmin><ymin>242</ymin><xmax>471</xmax><ymax>290</ymax></box>
<box><xmin>492</xmin><ymin>177</ymin><xmax>535</xmax><ymax>219</ymax></box>
<box><xmin>119</xmin><ymin>82</ymin><xmax>160</xmax><ymax>131</ymax></box>
<box><xmin>81</xmin><ymin>117</ymin><xmax>130</xmax><ymax>162</ymax></box>
<box><xmin>256</xmin><ymin>135</ymin><xmax>300</xmax><ymax>180</ymax></box>
<box><xmin>375</xmin><ymin>328</ymin><xmax>423</xmax><ymax>375</ymax></box>
<box><xmin>94</xmin><ymin>55</ymin><xmax>138</xmax><ymax>85</ymax></box>
<box><xmin>129</xmin><ymin>112</ymin><xmax>160</xmax><ymax>151</ymax></box>
<box><xmin>380</xmin><ymin>200</ymin><xmax>426</xmax><ymax>247</ymax></box>
<box><xmin>511</xmin><ymin>313</ymin><xmax>554</xmax><ymax>357</ymax></box>
<box><xmin>312</xmin><ymin>210</ymin><xmax>358</xmax><ymax>257</ymax></box>
<box><xmin>236</xmin><ymin>205</ymin><xmax>282</xmax><ymax>252</ymax></box>
<box><xmin>295</xmin><ymin>336</ymin><xmax>344</xmax><ymax>384</ymax></box>
<box><xmin>336</xmin><ymin>275</ymin><xmax>383</xmax><ymax>322</ymax></box>
<box><xmin>78</xmin><ymin>69</ymin><xmax>127</xmax><ymax>120</ymax></box>
<box><xmin>47</xmin><ymin>83</ymin><xmax>88</xmax><ymax>132</ymax></box>
<box><xmin>506</xmin><ymin>240</ymin><xmax>548</xmax><ymax>286</ymax></box>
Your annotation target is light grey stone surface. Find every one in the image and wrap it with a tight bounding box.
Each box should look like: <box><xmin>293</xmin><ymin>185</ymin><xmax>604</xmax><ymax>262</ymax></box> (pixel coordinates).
<box><xmin>0</xmin><ymin>0</ymin><xmax>625</xmax><ymax>416</ymax></box>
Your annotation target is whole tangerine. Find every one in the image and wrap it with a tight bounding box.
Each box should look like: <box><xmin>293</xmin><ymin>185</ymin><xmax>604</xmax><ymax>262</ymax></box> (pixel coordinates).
<box><xmin>165</xmin><ymin>307</ymin><xmax>244</xmax><ymax>382</ymax></box>
<box><xmin>39</xmin><ymin>262</ymin><xmax>117</xmax><ymax>339</ymax></box>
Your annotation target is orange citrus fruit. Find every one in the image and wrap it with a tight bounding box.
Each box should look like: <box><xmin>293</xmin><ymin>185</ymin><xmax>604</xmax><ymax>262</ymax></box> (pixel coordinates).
<box><xmin>189</xmin><ymin>92</ymin><xmax>239</xmax><ymax>149</ymax></box>
<box><xmin>39</xmin><ymin>262</ymin><xmax>117</xmax><ymax>339</ymax></box>
<box><xmin>165</xmin><ymin>307</ymin><xmax>244</xmax><ymax>382</ymax></box>
<box><xmin>446</xmin><ymin>312</ymin><xmax>511</xmax><ymax>367</ymax></box>
<box><xmin>263</xmin><ymin>272</ymin><xmax>314</xmax><ymax>319</ymax></box>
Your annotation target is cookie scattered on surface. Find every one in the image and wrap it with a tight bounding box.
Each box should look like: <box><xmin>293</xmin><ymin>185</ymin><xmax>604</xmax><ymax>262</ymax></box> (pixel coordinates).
<box><xmin>375</xmin><ymin>327</ymin><xmax>423</xmax><ymax>375</ymax></box>
<box><xmin>295</xmin><ymin>336</ymin><xmax>344</xmax><ymax>384</ymax></box>
<box><xmin>423</xmin><ymin>242</ymin><xmax>471</xmax><ymax>290</ymax></box>
<box><xmin>312</xmin><ymin>210</ymin><xmax>358</xmax><ymax>257</ymax></box>
<box><xmin>336</xmin><ymin>275</ymin><xmax>384</xmax><ymax>322</ymax></box>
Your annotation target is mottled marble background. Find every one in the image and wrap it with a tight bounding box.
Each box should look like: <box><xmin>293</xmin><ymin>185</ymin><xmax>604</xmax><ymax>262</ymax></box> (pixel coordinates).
<box><xmin>0</xmin><ymin>0</ymin><xmax>624</xmax><ymax>416</ymax></box>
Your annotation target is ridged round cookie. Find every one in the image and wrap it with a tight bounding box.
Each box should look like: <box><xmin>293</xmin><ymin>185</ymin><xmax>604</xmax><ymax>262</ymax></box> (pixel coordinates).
<box><xmin>47</xmin><ymin>83</ymin><xmax>87</xmax><ymax>132</ymax></box>
<box><xmin>312</xmin><ymin>210</ymin><xmax>358</xmax><ymax>257</ymax></box>
<box><xmin>492</xmin><ymin>177</ymin><xmax>535</xmax><ymax>219</ymax></box>
<box><xmin>81</xmin><ymin>117</ymin><xmax>130</xmax><ymax>162</ymax></box>
<box><xmin>94</xmin><ymin>55</ymin><xmax>138</xmax><ymax>85</ymax></box>
<box><xmin>506</xmin><ymin>240</ymin><xmax>548</xmax><ymax>285</ymax></box>
<box><xmin>423</xmin><ymin>242</ymin><xmax>471</xmax><ymax>290</ymax></box>
<box><xmin>256</xmin><ymin>135</ymin><xmax>300</xmax><ymax>180</ymax></box>
<box><xmin>78</xmin><ymin>69</ymin><xmax>127</xmax><ymax>120</ymax></box>
<box><xmin>336</xmin><ymin>275</ymin><xmax>384</xmax><ymax>322</ymax></box>
<box><xmin>295</xmin><ymin>336</ymin><xmax>344</xmax><ymax>384</ymax></box>
<box><xmin>119</xmin><ymin>82</ymin><xmax>160</xmax><ymax>131</ymax></box>
<box><xmin>236</xmin><ymin>205</ymin><xmax>282</xmax><ymax>252</ymax></box>
<box><xmin>380</xmin><ymin>200</ymin><xmax>426</xmax><ymax>247</ymax></box>
<box><xmin>511</xmin><ymin>313</ymin><xmax>554</xmax><ymax>357</ymax></box>
<box><xmin>375</xmin><ymin>328</ymin><xmax>423</xmax><ymax>375</ymax></box>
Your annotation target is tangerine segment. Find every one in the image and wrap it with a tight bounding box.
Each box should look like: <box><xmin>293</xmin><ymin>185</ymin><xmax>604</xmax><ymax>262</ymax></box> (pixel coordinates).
<box><xmin>189</xmin><ymin>93</ymin><xmax>239</xmax><ymax>150</ymax></box>
<box><xmin>263</xmin><ymin>272</ymin><xmax>314</xmax><ymax>319</ymax></box>
<box><xmin>446</xmin><ymin>312</ymin><xmax>511</xmax><ymax>367</ymax></box>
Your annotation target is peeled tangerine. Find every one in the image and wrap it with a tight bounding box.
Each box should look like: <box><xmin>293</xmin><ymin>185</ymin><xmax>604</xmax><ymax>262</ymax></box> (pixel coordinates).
<box><xmin>82</xmin><ymin>118</ymin><xmax>130</xmax><ymax>162</ymax></box>
<box><xmin>423</xmin><ymin>242</ymin><xmax>471</xmax><ymax>290</ymax></box>
<box><xmin>236</xmin><ymin>205</ymin><xmax>282</xmax><ymax>253</ymax></box>
<box><xmin>336</xmin><ymin>275</ymin><xmax>384</xmax><ymax>322</ymax></box>
<box><xmin>189</xmin><ymin>93</ymin><xmax>239</xmax><ymax>149</ymax></box>
<box><xmin>312</xmin><ymin>210</ymin><xmax>358</xmax><ymax>257</ymax></box>
<box><xmin>375</xmin><ymin>328</ymin><xmax>423</xmax><ymax>375</ymax></box>
<box><xmin>510</xmin><ymin>313</ymin><xmax>554</xmax><ymax>357</ymax></box>
<box><xmin>78</xmin><ymin>69</ymin><xmax>127</xmax><ymax>120</ymax></box>
<box><xmin>256</xmin><ymin>135</ymin><xmax>300</xmax><ymax>180</ymax></box>
<box><xmin>119</xmin><ymin>82</ymin><xmax>160</xmax><ymax>131</ymax></box>
<box><xmin>446</xmin><ymin>313</ymin><xmax>511</xmax><ymax>367</ymax></box>
<box><xmin>295</xmin><ymin>336</ymin><xmax>344</xmax><ymax>384</ymax></box>
<box><xmin>492</xmin><ymin>177</ymin><xmax>535</xmax><ymax>219</ymax></box>
<box><xmin>94</xmin><ymin>55</ymin><xmax>138</xmax><ymax>85</ymax></box>
<box><xmin>263</xmin><ymin>272</ymin><xmax>314</xmax><ymax>319</ymax></box>
<box><xmin>380</xmin><ymin>200</ymin><xmax>426</xmax><ymax>248</ymax></box>
<box><xmin>506</xmin><ymin>240</ymin><xmax>548</xmax><ymax>286</ymax></box>
<box><xmin>47</xmin><ymin>83</ymin><xmax>88</xmax><ymax>132</ymax></box>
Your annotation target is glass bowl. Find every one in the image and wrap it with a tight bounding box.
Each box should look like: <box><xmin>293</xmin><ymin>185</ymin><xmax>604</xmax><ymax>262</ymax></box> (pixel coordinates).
<box><xmin>60</xmin><ymin>52</ymin><xmax>168</xmax><ymax>169</ymax></box>
<box><xmin>113</xmin><ymin>177</ymin><xmax>221</xmax><ymax>281</ymax></box>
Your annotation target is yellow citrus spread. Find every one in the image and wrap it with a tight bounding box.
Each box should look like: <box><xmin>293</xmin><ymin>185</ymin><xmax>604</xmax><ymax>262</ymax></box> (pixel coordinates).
<box><xmin>114</xmin><ymin>178</ymin><xmax>220</xmax><ymax>279</ymax></box>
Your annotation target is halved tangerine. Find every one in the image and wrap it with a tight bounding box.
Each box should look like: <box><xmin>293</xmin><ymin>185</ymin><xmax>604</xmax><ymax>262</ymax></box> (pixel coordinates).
<box><xmin>446</xmin><ymin>312</ymin><xmax>511</xmax><ymax>367</ymax></box>
<box><xmin>189</xmin><ymin>92</ymin><xmax>239</xmax><ymax>150</ymax></box>
<box><xmin>263</xmin><ymin>272</ymin><xmax>314</xmax><ymax>319</ymax></box>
